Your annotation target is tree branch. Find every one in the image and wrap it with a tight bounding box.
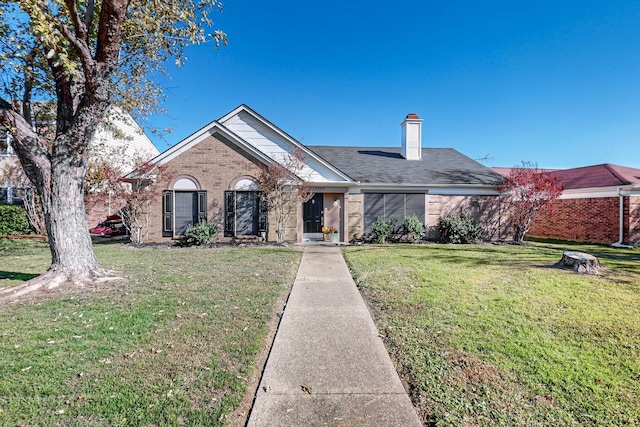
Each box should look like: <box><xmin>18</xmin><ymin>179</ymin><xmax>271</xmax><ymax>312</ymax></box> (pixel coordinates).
<box><xmin>0</xmin><ymin>96</ymin><xmax>51</xmax><ymax>188</ymax></box>
<box><xmin>95</xmin><ymin>0</ymin><xmax>130</xmax><ymax>68</ymax></box>
<box><xmin>55</xmin><ymin>18</ymin><xmax>94</xmax><ymax>77</ymax></box>
<box><xmin>63</xmin><ymin>0</ymin><xmax>88</xmax><ymax>42</ymax></box>
<box><xmin>83</xmin><ymin>0</ymin><xmax>96</xmax><ymax>33</ymax></box>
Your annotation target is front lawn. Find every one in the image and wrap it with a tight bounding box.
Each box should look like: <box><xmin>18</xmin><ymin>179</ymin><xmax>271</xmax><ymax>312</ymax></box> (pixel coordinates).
<box><xmin>0</xmin><ymin>239</ymin><xmax>301</xmax><ymax>426</ymax></box>
<box><xmin>343</xmin><ymin>242</ymin><xmax>640</xmax><ymax>426</ymax></box>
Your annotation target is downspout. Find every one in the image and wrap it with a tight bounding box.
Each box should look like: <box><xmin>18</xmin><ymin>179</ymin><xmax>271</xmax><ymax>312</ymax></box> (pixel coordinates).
<box><xmin>612</xmin><ymin>188</ymin><xmax>633</xmax><ymax>248</ymax></box>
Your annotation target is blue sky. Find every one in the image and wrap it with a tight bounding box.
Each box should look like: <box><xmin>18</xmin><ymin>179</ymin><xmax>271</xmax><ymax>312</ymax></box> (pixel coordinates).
<box><xmin>146</xmin><ymin>0</ymin><xmax>640</xmax><ymax>169</ymax></box>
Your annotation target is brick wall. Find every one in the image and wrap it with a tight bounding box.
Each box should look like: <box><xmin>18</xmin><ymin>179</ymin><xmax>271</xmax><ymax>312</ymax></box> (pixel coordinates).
<box><xmin>629</xmin><ymin>196</ymin><xmax>640</xmax><ymax>244</ymax></box>
<box><xmin>146</xmin><ymin>133</ymin><xmax>266</xmax><ymax>242</ymax></box>
<box><xmin>527</xmin><ymin>197</ymin><xmax>620</xmax><ymax>244</ymax></box>
<box><xmin>344</xmin><ymin>193</ymin><xmax>504</xmax><ymax>241</ymax></box>
<box><xmin>427</xmin><ymin>195</ymin><xmax>506</xmax><ymax>240</ymax></box>
<box><xmin>346</xmin><ymin>193</ymin><xmax>363</xmax><ymax>240</ymax></box>
<box><xmin>277</xmin><ymin>199</ymin><xmax>299</xmax><ymax>243</ymax></box>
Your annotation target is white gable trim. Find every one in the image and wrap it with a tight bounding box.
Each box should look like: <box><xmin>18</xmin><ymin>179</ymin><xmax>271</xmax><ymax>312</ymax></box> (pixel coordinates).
<box><xmin>146</xmin><ymin>120</ymin><xmax>274</xmax><ymax>168</ymax></box>
<box><xmin>220</xmin><ymin>105</ymin><xmax>353</xmax><ymax>183</ymax></box>
<box><xmin>138</xmin><ymin>105</ymin><xmax>353</xmax><ymax>185</ymax></box>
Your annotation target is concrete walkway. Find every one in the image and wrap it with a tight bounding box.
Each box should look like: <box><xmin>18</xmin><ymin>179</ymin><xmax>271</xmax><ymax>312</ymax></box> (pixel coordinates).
<box><xmin>247</xmin><ymin>245</ymin><xmax>422</xmax><ymax>426</ymax></box>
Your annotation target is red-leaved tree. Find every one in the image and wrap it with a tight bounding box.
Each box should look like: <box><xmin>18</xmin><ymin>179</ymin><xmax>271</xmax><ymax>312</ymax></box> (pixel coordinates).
<box><xmin>500</xmin><ymin>162</ymin><xmax>563</xmax><ymax>243</ymax></box>
<box><xmin>257</xmin><ymin>148</ymin><xmax>313</xmax><ymax>243</ymax></box>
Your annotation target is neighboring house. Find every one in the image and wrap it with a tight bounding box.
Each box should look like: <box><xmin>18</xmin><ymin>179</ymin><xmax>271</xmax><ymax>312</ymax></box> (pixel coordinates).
<box><xmin>90</xmin><ymin>107</ymin><xmax>161</xmax><ymax>173</ymax></box>
<box><xmin>0</xmin><ymin>107</ymin><xmax>159</xmax><ymax>226</ymax></box>
<box><xmin>140</xmin><ymin>104</ymin><xmax>504</xmax><ymax>243</ymax></box>
<box><xmin>0</xmin><ymin>127</ymin><xmax>20</xmax><ymax>204</ymax></box>
<box><xmin>493</xmin><ymin>164</ymin><xmax>640</xmax><ymax>246</ymax></box>
<box><xmin>83</xmin><ymin>108</ymin><xmax>160</xmax><ymax>226</ymax></box>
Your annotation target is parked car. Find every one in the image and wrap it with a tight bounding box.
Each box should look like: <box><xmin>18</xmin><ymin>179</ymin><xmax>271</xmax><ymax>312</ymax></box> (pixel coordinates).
<box><xmin>89</xmin><ymin>214</ymin><xmax>127</xmax><ymax>237</ymax></box>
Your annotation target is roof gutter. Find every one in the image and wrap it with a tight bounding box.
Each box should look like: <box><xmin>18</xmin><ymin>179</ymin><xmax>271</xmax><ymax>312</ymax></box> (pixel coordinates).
<box><xmin>356</xmin><ymin>182</ymin><xmax>502</xmax><ymax>189</ymax></box>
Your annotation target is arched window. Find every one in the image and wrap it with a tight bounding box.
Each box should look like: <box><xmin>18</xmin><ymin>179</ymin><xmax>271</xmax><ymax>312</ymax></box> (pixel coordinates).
<box><xmin>0</xmin><ymin>127</ymin><xmax>14</xmax><ymax>156</ymax></box>
<box><xmin>230</xmin><ymin>176</ymin><xmax>259</xmax><ymax>191</ymax></box>
<box><xmin>234</xmin><ymin>178</ymin><xmax>259</xmax><ymax>191</ymax></box>
<box><xmin>173</xmin><ymin>177</ymin><xmax>199</xmax><ymax>190</ymax></box>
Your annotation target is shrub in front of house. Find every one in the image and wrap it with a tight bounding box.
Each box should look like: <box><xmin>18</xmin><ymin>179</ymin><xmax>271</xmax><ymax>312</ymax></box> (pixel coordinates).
<box><xmin>402</xmin><ymin>214</ymin><xmax>425</xmax><ymax>241</ymax></box>
<box><xmin>438</xmin><ymin>213</ymin><xmax>481</xmax><ymax>244</ymax></box>
<box><xmin>185</xmin><ymin>221</ymin><xmax>218</xmax><ymax>245</ymax></box>
<box><xmin>0</xmin><ymin>204</ymin><xmax>33</xmax><ymax>235</ymax></box>
<box><xmin>371</xmin><ymin>216</ymin><xmax>396</xmax><ymax>244</ymax></box>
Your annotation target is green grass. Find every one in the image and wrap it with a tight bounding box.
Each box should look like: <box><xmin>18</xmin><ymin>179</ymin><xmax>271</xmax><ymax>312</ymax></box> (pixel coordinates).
<box><xmin>343</xmin><ymin>242</ymin><xmax>640</xmax><ymax>426</ymax></box>
<box><xmin>0</xmin><ymin>239</ymin><xmax>301</xmax><ymax>426</ymax></box>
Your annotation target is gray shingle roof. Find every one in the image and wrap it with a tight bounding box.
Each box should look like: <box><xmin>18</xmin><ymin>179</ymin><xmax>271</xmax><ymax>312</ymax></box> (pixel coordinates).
<box><xmin>308</xmin><ymin>146</ymin><xmax>504</xmax><ymax>186</ymax></box>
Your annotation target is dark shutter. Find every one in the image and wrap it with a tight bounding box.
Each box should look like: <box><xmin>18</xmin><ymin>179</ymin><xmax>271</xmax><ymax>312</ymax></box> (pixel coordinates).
<box><xmin>163</xmin><ymin>190</ymin><xmax>173</xmax><ymax>237</ymax></box>
<box><xmin>224</xmin><ymin>190</ymin><xmax>235</xmax><ymax>237</ymax></box>
<box><xmin>258</xmin><ymin>192</ymin><xmax>268</xmax><ymax>233</ymax></box>
<box><xmin>197</xmin><ymin>191</ymin><xmax>207</xmax><ymax>222</ymax></box>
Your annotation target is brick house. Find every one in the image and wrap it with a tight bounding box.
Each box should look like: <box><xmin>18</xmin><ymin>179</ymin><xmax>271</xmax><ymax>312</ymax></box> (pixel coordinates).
<box><xmin>140</xmin><ymin>105</ymin><xmax>504</xmax><ymax>243</ymax></box>
<box><xmin>1</xmin><ymin>107</ymin><xmax>159</xmax><ymax>228</ymax></box>
<box><xmin>494</xmin><ymin>164</ymin><xmax>640</xmax><ymax>246</ymax></box>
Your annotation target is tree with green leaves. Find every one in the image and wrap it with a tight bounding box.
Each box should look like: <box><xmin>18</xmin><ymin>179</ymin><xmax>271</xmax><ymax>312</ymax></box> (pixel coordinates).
<box><xmin>0</xmin><ymin>0</ymin><xmax>226</xmax><ymax>297</ymax></box>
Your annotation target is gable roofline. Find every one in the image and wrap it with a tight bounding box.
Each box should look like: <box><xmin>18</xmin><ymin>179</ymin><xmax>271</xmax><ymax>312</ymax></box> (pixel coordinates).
<box><xmin>492</xmin><ymin>163</ymin><xmax>640</xmax><ymax>190</ymax></box>
<box><xmin>145</xmin><ymin>119</ymin><xmax>275</xmax><ymax>168</ymax></box>
<box><xmin>548</xmin><ymin>163</ymin><xmax>640</xmax><ymax>189</ymax></box>
<box><xmin>603</xmin><ymin>163</ymin><xmax>640</xmax><ymax>185</ymax></box>
<box><xmin>124</xmin><ymin>120</ymin><xmax>276</xmax><ymax>180</ymax></box>
<box><xmin>220</xmin><ymin>104</ymin><xmax>354</xmax><ymax>183</ymax></box>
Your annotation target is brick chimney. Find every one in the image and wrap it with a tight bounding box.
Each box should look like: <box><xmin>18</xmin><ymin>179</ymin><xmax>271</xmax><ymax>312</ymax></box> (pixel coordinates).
<box><xmin>401</xmin><ymin>113</ymin><xmax>423</xmax><ymax>160</ymax></box>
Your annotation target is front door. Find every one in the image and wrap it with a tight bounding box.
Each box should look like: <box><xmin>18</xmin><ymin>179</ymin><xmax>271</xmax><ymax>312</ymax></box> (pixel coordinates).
<box><xmin>303</xmin><ymin>194</ymin><xmax>323</xmax><ymax>240</ymax></box>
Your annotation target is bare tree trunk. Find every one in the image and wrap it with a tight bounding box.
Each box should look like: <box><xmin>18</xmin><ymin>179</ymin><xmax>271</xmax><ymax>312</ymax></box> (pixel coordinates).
<box><xmin>20</xmin><ymin>188</ymin><xmax>45</xmax><ymax>234</ymax></box>
<box><xmin>0</xmin><ymin>105</ymin><xmax>117</xmax><ymax>302</ymax></box>
<box><xmin>44</xmin><ymin>153</ymin><xmax>104</xmax><ymax>279</ymax></box>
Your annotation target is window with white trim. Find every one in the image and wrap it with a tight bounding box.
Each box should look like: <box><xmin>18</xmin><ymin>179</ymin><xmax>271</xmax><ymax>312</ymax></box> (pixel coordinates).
<box><xmin>0</xmin><ymin>186</ymin><xmax>25</xmax><ymax>205</ymax></box>
<box><xmin>0</xmin><ymin>128</ymin><xmax>14</xmax><ymax>156</ymax></box>
<box><xmin>162</xmin><ymin>177</ymin><xmax>207</xmax><ymax>237</ymax></box>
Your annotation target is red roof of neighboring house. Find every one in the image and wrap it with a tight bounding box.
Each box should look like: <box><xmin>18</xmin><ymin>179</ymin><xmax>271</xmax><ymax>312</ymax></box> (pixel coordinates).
<box><xmin>492</xmin><ymin>164</ymin><xmax>640</xmax><ymax>190</ymax></box>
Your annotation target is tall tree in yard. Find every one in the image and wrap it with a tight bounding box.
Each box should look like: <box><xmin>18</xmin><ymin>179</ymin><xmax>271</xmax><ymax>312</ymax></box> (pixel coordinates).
<box><xmin>257</xmin><ymin>149</ymin><xmax>314</xmax><ymax>243</ymax></box>
<box><xmin>0</xmin><ymin>0</ymin><xmax>226</xmax><ymax>296</ymax></box>
<box><xmin>501</xmin><ymin>162</ymin><xmax>563</xmax><ymax>243</ymax></box>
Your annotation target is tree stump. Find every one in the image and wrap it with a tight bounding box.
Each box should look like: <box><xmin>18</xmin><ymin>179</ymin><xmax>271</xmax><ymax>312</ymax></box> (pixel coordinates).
<box><xmin>555</xmin><ymin>251</ymin><xmax>607</xmax><ymax>275</ymax></box>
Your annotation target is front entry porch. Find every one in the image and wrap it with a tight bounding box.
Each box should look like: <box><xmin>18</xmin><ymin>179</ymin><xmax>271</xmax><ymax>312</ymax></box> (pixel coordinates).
<box><xmin>300</xmin><ymin>192</ymin><xmax>344</xmax><ymax>243</ymax></box>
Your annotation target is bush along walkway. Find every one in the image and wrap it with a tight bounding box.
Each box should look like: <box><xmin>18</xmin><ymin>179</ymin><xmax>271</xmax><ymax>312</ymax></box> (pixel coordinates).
<box><xmin>247</xmin><ymin>245</ymin><xmax>421</xmax><ymax>426</ymax></box>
